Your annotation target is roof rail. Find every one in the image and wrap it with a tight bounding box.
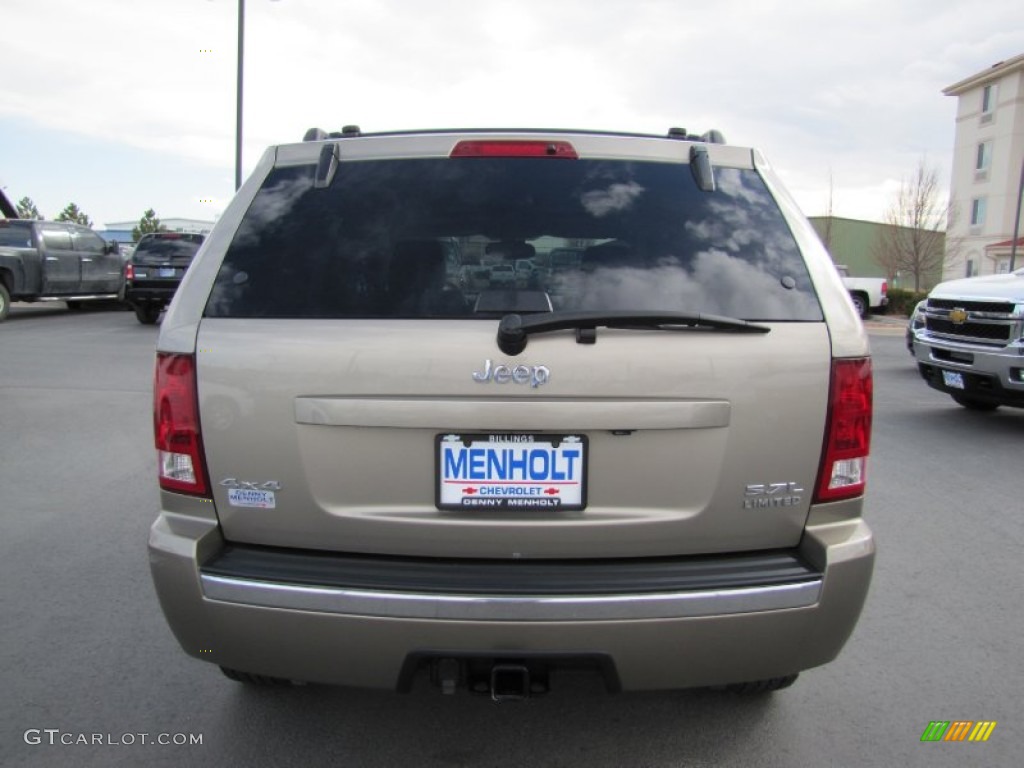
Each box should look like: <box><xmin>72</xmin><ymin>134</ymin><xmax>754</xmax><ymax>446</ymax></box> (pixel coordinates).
<box><xmin>668</xmin><ymin>127</ymin><xmax>726</xmax><ymax>144</ymax></box>
<box><xmin>303</xmin><ymin>125</ymin><xmax>361</xmax><ymax>142</ymax></box>
<box><xmin>302</xmin><ymin>125</ymin><xmax>725</xmax><ymax>144</ymax></box>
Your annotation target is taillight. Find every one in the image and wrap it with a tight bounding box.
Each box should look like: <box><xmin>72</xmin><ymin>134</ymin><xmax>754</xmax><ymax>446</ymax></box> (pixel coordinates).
<box><xmin>450</xmin><ymin>140</ymin><xmax>579</xmax><ymax>159</ymax></box>
<box><xmin>815</xmin><ymin>358</ymin><xmax>872</xmax><ymax>503</ymax></box>
<box><xmin>881</xmin><ymin>281</ymin><xmax>888</xmax><ymax>298</ymax></box>
<box><xmin>154</xmin><ymin>352</ymin><xmax>209</xmax><ymax>495</ymax></box>
<box><xmin>125</xmin><ymin>263</ymin><xmax>135</xmax><ymax>281</ymax></box>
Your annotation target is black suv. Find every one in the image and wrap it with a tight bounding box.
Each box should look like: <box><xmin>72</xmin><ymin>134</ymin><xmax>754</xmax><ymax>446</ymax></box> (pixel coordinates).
<box><xmin>123</xmin><ymin>232</ymin><xmax>205</xmax><ymax>324</ymax></box>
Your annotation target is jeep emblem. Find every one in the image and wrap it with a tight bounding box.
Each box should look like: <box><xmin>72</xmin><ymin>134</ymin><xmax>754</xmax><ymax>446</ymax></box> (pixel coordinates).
<box><xmin>472</xmin><ymin>359</ymin><xmax>550</xmax><ymax>388</ymax></box>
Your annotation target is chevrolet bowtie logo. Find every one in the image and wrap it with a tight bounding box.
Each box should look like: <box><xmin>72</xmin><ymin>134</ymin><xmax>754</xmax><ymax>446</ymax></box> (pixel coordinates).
<box><xmin>949</xmin><ymin>308</ymin><xmax>969</xmax><ymax>325</ymax></box>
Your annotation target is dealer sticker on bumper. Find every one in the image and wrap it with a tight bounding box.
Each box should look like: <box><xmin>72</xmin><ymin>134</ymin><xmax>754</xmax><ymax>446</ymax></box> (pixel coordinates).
<box><xmin>437</xmin><ymin>433</ymin><xmax>587</xmax><ymax>511</ymax></box>
<box><xmin>227</xmin><ymin>488</ymin><xmax>276</xmax><ymax>509</ymax></box>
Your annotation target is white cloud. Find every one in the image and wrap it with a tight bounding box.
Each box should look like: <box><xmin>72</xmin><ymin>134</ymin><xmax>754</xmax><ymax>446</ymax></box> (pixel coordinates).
<box><xmin>1</xmin><ymin>0</ymin><xmax>1023</xmax><ymax>224</ymax></box>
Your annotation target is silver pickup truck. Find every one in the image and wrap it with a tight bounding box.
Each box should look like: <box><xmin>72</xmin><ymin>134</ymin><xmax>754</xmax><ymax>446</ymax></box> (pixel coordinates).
<box><xmin>912</xmin><ymin>270</ymin><xmax>1024</xmax><ymax>411</ymax></box>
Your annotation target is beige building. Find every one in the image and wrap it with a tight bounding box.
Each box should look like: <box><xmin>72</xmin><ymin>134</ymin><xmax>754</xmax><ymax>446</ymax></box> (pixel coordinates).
<box><xmin>943</xmin><ymin>54</ymin><xmax>1024</xmax><ymax>278</ymax></box>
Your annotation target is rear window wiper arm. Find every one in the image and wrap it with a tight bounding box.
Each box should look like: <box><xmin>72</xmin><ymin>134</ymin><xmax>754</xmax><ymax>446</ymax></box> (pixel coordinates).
<box><xmin>497</xmin><ymin>311</ymin><xmax>770</xmax><ymax>355</ymax></box>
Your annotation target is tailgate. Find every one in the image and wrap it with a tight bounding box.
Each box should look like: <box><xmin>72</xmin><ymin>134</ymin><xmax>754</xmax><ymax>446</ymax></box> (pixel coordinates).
<box><xmin>197</xmin><ymin>319</ymin><xmax>830</xmax><ymax>559</ymax></box>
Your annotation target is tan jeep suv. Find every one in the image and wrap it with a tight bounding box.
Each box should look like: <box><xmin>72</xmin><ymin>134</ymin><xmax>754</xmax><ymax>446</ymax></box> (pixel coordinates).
<box><xmin>149</xmin><ymin>127</ymin><xmax>874</xmax><ymax>697</ymax></box>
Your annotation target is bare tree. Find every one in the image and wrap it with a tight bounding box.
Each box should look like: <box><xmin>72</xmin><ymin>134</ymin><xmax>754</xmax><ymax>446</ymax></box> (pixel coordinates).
<box><xmin>874</xmin><ymin>158</ymin><xmax>956</xmax><ymax>291</ymax></box>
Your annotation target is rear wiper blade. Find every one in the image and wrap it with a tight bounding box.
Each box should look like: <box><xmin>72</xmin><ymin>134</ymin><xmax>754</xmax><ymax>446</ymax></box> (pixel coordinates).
<box><xmin>496</xmin><ymin>310</ymin><xmax>770</xmax><ymax>355</ymax></box>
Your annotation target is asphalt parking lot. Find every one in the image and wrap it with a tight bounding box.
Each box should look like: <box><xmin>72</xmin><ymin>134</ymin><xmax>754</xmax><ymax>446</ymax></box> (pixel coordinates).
<box><xmin>1</xmin><ymin>306</ymin><xmax>1020</xmax><ymax>768</ymax></box>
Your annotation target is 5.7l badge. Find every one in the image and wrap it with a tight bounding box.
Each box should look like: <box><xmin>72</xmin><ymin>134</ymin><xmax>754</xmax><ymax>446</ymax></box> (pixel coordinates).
<box><xmin>743</xmin><ymin>482</ymin><xmax>804</xmax><ymax>509</ymax></box>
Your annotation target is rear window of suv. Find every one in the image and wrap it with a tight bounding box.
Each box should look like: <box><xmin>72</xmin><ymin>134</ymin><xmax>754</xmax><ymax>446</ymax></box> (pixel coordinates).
<box><xmin>133</xmin><ymin>233</ymin><xmax>205</xmax><ymax>263</ymax></box>
<box><xmin>205</xmin><ymin>157</ymin><xmax>822</xmax><ymax>321</ymax></box>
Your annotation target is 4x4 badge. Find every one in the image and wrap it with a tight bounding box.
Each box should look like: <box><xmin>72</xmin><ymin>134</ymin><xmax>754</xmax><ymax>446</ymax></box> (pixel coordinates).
<box><xmin>220</xmin><ymin>478</ymin><xmax>282</xmax><ymax>491</ymax></box>
<box><xmin>472</xmin><ymin>359</ymin><xmax>550</xmax><ymax>388</ymax></box>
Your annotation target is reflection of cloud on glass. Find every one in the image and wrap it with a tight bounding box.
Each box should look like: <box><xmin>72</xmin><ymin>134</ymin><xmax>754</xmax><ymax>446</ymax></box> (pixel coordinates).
<box><xmin>233</xmin><ymin>176</ymin><xmax>312</xmax><ymax>248</ymax></box>
<box><xmin>716</xmin><ymin>168</ymin><xmax>771</xmax><ymax>206</ymax></box>
<box><xmin>206</xmin><ymin>264</ymin><xmax>244</xmax><ymax>316</ymax></box>
<box><xmin>688</xmin><ymin>249</ymin><xmax>817</xmax><ymax>318</ymax></box>
<box><xmin>686</xmin><ymin>203</ymin><xmax>759</xmax><ymax>253</ymax></box>
<box><xmin>557</xmin><ymin>250</ymin><xmax>818</xmax><ymax>320</ymax></box>
<box><xmin>581</xmin><ymin>182</ymin><xmax>644</xmax><ymax>218</ymax></box>
<box><xmin>685</xmin><ymin>196</ymin><xmax>800</xmax><ymax>270</ymax></box>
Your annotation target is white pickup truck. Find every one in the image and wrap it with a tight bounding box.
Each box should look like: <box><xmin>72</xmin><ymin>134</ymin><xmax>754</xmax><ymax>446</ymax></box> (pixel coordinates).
<box><xmin>835</xmin><ymin>265</ymin><xmax>888</xmax><ymax>318</ymax></box>
<box><xmin>912</xmin><ymin>269</ymin><xmax>1024</xmax><ymax>411</ymax></box>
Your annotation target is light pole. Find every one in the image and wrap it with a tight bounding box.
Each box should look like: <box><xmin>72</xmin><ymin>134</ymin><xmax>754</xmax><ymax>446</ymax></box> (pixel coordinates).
<box><xmin>235</xmin><ymin>0</ymin><xmax>245</xmax><ymax>191</ymax></box>
<box><xmin>1010</xmin><ymin>157</ymin><xmax>1024</xmax><ymax>271</ymax></box>
<box><xmin>234</xmin><ymin>0</ymin><xmax>279</xmax><ymax>191</ymax></box>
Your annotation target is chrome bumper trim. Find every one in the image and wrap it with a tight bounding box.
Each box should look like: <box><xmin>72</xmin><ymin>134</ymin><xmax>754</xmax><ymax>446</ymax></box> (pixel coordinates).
<box><xmin>200</xmin><ymin>574</ymin><xmax>822</xmax><ymax>622</ymax></box>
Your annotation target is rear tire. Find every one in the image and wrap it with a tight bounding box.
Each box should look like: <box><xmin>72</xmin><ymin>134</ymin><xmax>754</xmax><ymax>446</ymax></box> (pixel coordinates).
<box><xmin>66</xmin><ymin>300</ymin><xmax>83</xmax><ymax>311</ymax></box>
<box><xmin>0</xmin><ymin>282</ymin><xmax>9</xmax><ymax>321</ymax></box>
<box><xmin>134</xmin><ymin>304</ymin><xmax>161</xmax><ymax>324</ymax></box>
<box><xmin>220</xmin><ymin>666</ymin><xmax>293</xmax><ymax>686</ymax></box>
<box><xmin>850</xmin><ymin>292</ymin><xmax>869</xmax><ymax>319</ymax></box>
<box><xmin>951</xmin><ymin>395</ymin><xmax>999</xmax><ymax>412</ymax></box>
<box><xmin>719</xmin><ymin>673</ymin><xmax>799</xmax><ymax>694</ymax></box>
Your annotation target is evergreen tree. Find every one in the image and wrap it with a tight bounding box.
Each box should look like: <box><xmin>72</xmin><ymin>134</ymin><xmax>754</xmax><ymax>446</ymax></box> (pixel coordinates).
<box><xmin>132</xmin><ymin>209</ymin><xmax>167</xmax><ymax>242</ymax></box>
<box><xmin>55</xmin><ymin>203</ymin><xmax>93</xmax><ymax>227</ymax></box>
<box><xmin>16</xmin><ymin>197</ymin><xmax>44</xmax><ymax>219</ymax></box>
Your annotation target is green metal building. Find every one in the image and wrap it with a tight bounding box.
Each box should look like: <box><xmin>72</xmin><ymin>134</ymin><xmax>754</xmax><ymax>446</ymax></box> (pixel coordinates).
<box><xmin>808</xmin><ymin>216</ymin><xmax>944</xmax><ymax>292</ymax></box>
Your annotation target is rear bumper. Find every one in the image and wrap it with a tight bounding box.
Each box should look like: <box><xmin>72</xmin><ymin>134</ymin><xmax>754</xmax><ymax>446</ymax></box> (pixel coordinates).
<box><xmin>149</xmin><ymin>506</ymin><xmax>874</xmax><ymax>691</ymax></box>
<box><xmin>125</xmin><ymin>281</ymin><xmax>180</xmax><ymax>305</ymax></box>
<box><xmin>199</xmin><ymin>545</ymin><xmax>824</xmax><ymax>621</ymax></box>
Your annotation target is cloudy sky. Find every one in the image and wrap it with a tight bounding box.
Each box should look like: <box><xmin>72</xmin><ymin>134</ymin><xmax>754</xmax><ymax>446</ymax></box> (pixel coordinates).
<box><xmin>1</xmin><ymin>0</ymin><xmax>1022</xmax><ymax>229</ymax></box>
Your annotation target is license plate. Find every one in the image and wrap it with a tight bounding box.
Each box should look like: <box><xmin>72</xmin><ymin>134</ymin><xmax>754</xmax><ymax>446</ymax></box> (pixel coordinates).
<box><xmin>159</xmin><ymin>268</ymin><xmax>176</xmax><ymax>278</ymax></box>
<box><xmin>437</xmin><ymin>433</ymin><xmax>587</xmax><ymax>511</ymax></box>
<box><xmin>942</xmin><ymin>370</ymin><xmax>965</xmax><ymax>390</ymax></box>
